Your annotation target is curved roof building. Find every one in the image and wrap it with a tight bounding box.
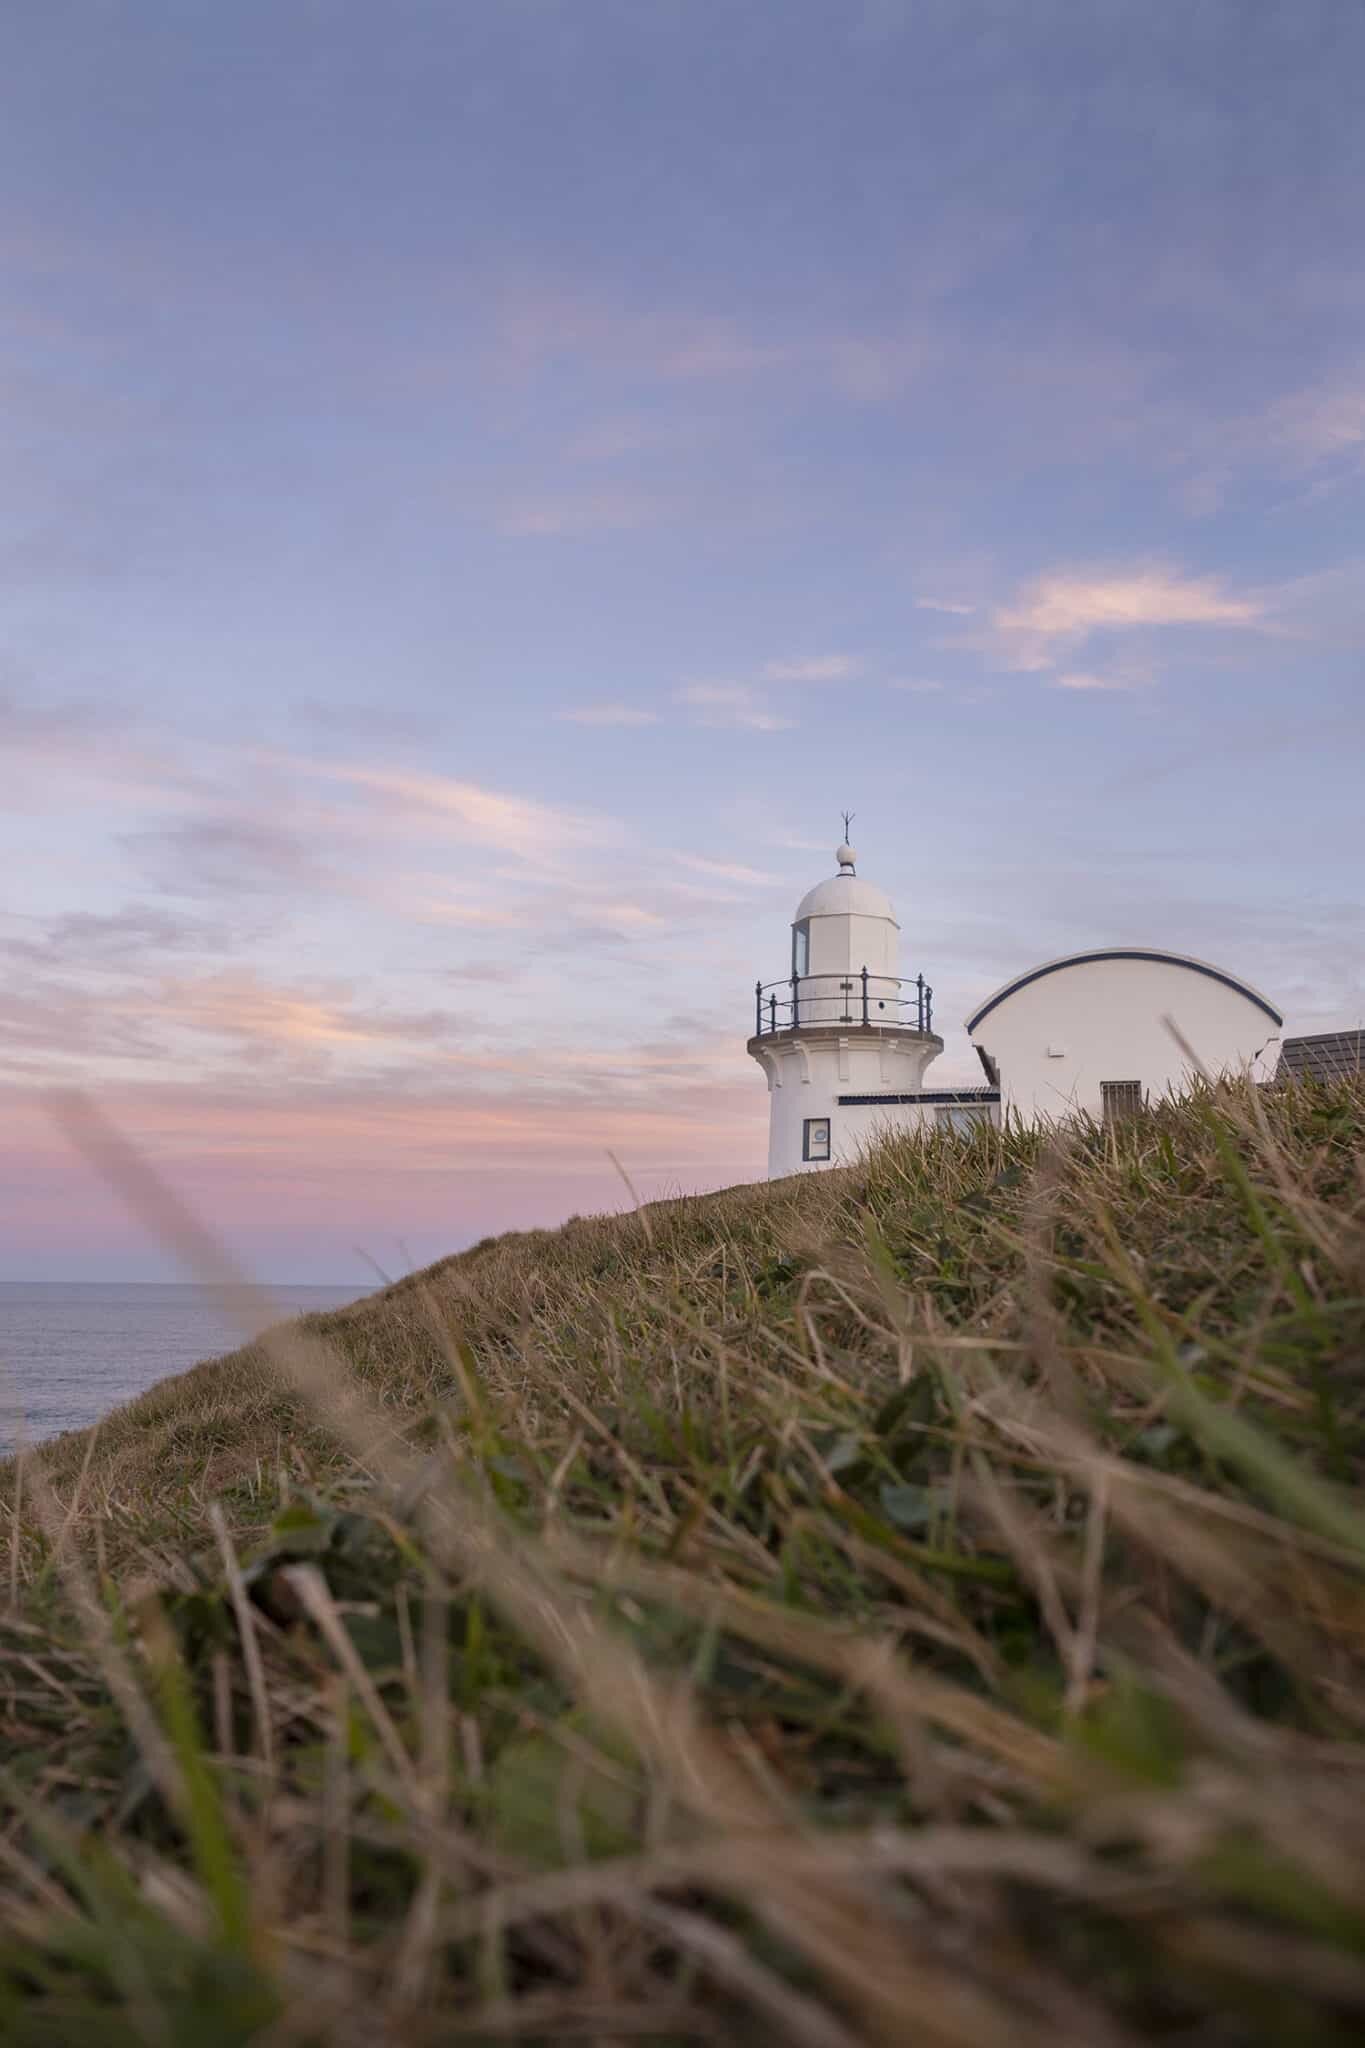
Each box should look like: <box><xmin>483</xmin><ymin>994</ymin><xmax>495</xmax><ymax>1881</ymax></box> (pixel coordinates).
<box><xmin>965</xmin><ymin>946</ymin><xmax>1283</xmax><ymax>1121</ymax></box>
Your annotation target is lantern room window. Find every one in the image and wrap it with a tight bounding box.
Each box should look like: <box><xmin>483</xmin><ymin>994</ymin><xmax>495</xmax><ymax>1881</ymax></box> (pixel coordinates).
<box><xmin>792</xmin><ymin>920</ymin><xmax>810</xmax><ymax>978</ymax></box>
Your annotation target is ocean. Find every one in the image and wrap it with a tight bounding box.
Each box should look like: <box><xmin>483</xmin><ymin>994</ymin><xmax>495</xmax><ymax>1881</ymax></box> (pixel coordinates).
<box><xmin>0</xmin><ymin>1282</ymin><xmax>366</xmax><ymax>1455</ymax></box>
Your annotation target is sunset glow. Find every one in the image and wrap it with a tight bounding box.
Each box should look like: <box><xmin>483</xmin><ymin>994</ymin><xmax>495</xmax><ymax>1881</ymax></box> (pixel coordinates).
<box><xmin>2</xmin><ymin>6</ymin><xmax>1361</xmax><ymax>1278</ymax></box>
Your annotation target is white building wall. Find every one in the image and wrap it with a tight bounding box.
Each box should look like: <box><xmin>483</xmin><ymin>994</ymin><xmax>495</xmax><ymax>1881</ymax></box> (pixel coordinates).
<box><xmin>968</xmin><ymin>953</ymin><xmax>1282</xmax><ymax>1124</ymax></box>
<box><xmin>752</xmin><ymin>1029</ymin><xmax>941</xmax><ymax>1177</ymax></box>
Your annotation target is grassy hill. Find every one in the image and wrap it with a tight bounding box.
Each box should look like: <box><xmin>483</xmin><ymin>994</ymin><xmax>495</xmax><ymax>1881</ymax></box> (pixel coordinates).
<box><xmin>2</xmin><ymin>1079</ymin><xmax>1365</xmax><ymax>2045</ymax></box>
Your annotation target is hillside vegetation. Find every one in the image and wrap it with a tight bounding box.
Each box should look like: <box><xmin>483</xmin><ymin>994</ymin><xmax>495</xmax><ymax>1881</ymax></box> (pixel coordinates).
<box><xmin>2</xmin><ymin>1079</ymin><xmax>1365</xmax><ymax>2046</ymax></box>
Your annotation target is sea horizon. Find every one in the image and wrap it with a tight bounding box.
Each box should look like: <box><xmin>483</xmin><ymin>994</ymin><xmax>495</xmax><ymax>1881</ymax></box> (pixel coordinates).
<box><xmin>0</xmin><ymin>1279</ymin><xmax>370</xmax><ymax>1453</ymax></box>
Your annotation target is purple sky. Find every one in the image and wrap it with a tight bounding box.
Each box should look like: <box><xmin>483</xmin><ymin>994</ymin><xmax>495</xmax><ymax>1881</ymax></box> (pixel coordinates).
<box><xmin>2</xmin><ymin>2</ymin><xmax>1362</xmax><ymax>1279</ymax></box>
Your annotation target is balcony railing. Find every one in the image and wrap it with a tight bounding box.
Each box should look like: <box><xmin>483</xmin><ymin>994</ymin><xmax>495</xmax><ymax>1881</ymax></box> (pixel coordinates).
<box><xmin>753</xmin><ymin>969</ymin><xmax>934</xmax><ymax>1037</ymax></box>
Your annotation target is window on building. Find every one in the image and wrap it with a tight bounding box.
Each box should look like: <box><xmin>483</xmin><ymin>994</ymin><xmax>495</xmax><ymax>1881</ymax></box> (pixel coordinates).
<box><xmin>792</xmin><ymin>920</ymin><xmax>810</xmax><ymax>978</ymax></box>
<box><xmin>1101</xmin><ymin>1079</ymin><xmax>1144</xmax><ymax>1123</ymax></box>
<box><xmin>802</xmin><ymin>1117</ymin><xmax>831</xmax><ymax>1161</ymax></box>
<box><xmin>936</xmin><ymin>1105</ymin><xmax>990</xmax><ymax>1135</ymax></box>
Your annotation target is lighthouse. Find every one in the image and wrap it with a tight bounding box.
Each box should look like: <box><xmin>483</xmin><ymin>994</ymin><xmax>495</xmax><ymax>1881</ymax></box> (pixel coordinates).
<box><xmin>747</xmin><ymin>833</ymin><xmax>945</xmax><ymax>1176</ymax></box>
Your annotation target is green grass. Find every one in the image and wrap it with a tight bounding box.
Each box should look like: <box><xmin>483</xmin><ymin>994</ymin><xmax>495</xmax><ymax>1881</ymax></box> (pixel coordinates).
<box><xmin>2</xmin><ymin>1077</ymin><xmax>1365</xmax><ymax>2044</ymax></box>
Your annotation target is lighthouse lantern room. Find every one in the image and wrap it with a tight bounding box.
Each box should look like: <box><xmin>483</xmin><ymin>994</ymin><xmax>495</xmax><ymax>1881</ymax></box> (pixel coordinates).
<box><xmin>748</xmin><ymin>835</ymin><xmax>946</xmax><ymax>1177</ymax></box>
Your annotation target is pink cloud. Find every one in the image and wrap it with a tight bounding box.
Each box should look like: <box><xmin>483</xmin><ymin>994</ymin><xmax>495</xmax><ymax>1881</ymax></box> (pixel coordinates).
<box><xmin>1050</xmin><ymin>671</ymin><xmax>1133</xmax><ymax>692</ymax></box>
<box><xmin>672</xmin><ymin>854</ymin><xmax>779</xmax><ymax>887</ymax></box>
<box><xmin>555</xmin><ymin>703</ymin><xmax>660</xmax><ymax>727</ymax></box>
<box><xmin>762</xmin><ymin>654</ymin><xmax>858</xmax><ymax>683</ymax></box>
<box><xmin>1270</xmin><ymin>370</ymin><xmax>1365</xmax><ymax>465</ymax></box>
<box><xmin>998</xmin><ymin>567</ymin><xmax>1260</xmax><ymax>640</ymax></box>
<box><xmin>496</xmin><ymin>485</ymin><xmax>672</xmax><ymax>537</ymax></box>
<box><xmin>979</xmin><ymin>563</ymin><xmax>1265</xmax><ymax>674</ymax></box>
<box><xmin>657</xmin><ymin>323</ymin><xmax>787</xmax><ymax>379</ymax></box>
<box><xmin>676</xmin><ymin>682</ymin><xmax>792</xmax><ymax>732</ymax></box>
<box><xmin>297</xmin><ymin>761</ymin><xmax>618</xmax><ymax>859</ymax></box>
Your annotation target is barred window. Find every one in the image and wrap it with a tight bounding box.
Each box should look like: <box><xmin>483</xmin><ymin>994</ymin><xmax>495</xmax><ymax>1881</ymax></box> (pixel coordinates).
<box><xmin>1101</xmin><ymin>1079</ymin><xmax>1144</xmax><ymax>1122</ymax></box>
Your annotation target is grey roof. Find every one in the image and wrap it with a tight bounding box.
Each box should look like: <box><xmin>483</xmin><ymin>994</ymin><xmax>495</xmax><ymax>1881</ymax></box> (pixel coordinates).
<box><xmin>1276</xmin><ymin>1032</ymin><xmax>1365</xmax><ymax>1082</ymax></box>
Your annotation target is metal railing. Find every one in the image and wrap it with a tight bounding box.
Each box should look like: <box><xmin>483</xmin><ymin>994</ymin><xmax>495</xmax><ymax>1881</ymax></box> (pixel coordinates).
<box><xmin>752</xmin><ymin>969</ymin><xmax>933</xmax><ymax>1037</ymax></box>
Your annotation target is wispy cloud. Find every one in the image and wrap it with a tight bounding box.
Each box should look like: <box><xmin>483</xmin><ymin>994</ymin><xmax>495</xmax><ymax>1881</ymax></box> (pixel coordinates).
<box><xmin>564</xmin><ymin>415</ymin><xmax>676</xmax><ymax>463</ymax></box>
<box><xmin>0</xmin><ymin>684</ymin><xmax>95</xmax><ymax>751</ymax></box>
<box><xmin>657</xmin><ymin>323</ymin><xmax>786</xmax><ymax>380</ymax></box>
<box><xmin>496</xmin><ymin>486</ymin><xmax>669</xmax><ymax>538</ymax></box>
<box><xmin>767</xmin><ymin>830</ymin><xmax>834</xmax><ymax>854</ymax></box>
<box><xmin>676</xmin><ymin>683</ymin><xmax>792</xmax><ymax>732</ymax></box>
<box><xmin>0</xmin><ymin>904</ymin><xmax>233</xmax><ymax>968</ymax></box>
<box><xmin>443</xmin><ymin>960</ymin><xmax>524</xmax><ymax>986</ymax></box>
<box><xmin>576</xmin><ymin>900</ymin><xmax>664</xmax><ymax>931</ymax></box>
<box><xmin>1000</xmin><ymin>567</ymin><xmax>1259</xmax><ymax>638</ymax></box>
<box><xmin>1256</xmin><ymin>556</ymin><xmax>1365</xmax><ymax>650</ymax></box>
<box><xmin>914</xmin><ymin>597</ymin><xmax>976</xmax><ymax>616</ymax></box>
<box><xmin>0</xmin><ymin>684</ymin><xmax>213</xmax><ymax>814</ymax></box>
<box><xmin>298</xmin><ymin>762</ymin><xmax>619</xmax><ymax>859</ymax></box>
<box><xmin>289</xmin><ymin>698</ymin><xmax>439</xmax><ymax>744</ymax></box>
<box><xmin>1049</xmin><ymin>671</ymin><xmax>1133</xmax><ymax>692</ymax></box>
<box><xmin>125</xmin><ymin>813</ymin><xmax>321</xmax><ymax>898</ymax></box>
<box><xmin>991</xmin><ymin>564</ymin><xmax>1263</xmax><ymax>672</ymax></box>
<box><xmin>1261</xmin><ymin>366</ymin><xmax>1365</xmax><ymax>467</ymax></box>
<box><xmin>1169</xmin><ymin>364</ymin><xmax>1365</xmax><ymax>519</ymax></box>
<box><xmin>159</xmin><ymin>969</ymin><xmax>462</xmax><ymax>1060</ymax></box>
<box><xmin>555</xmin><ymin>702</ymin><xmax>659</xmax><ymax>727</ymax></box>
<box><xmin>488</xmin><ymin>289</ymin><xmax>785</xmax><ymax>388</ymax></box>
<box><xmin>485</xmin><ymin>283</ymin><xmax>929</xmax><ymax>406</ymax></box>
<box><xmin>404</xmin><ymin>895</ymin><xmax>530</xmax><ymax>930</ymax></box>
<box><xmin>761</xmin><ymin>654</ymin><xmax>858</xmax><ymax>683</ymax></box>
<box><xmin>672</xmin><ymin>853</ymin><xmax>779</xmax><ymax>886</ymax></box>
<box><xmin>825</xmin><ymin>336</ymin><xmax>924</xmax><ymax>402</ymax></box>
<box><xmin>0</xmin><ymin>953</ymin><xmax>463</xmax><ymax>1090</ymax></box>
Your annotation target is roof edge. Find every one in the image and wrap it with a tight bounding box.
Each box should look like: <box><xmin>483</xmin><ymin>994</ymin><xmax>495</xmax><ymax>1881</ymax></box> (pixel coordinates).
<box><xmin>965</xmin><ymin>948</ymin><xmax>1284</xmax><ymax>1035</ymax></box>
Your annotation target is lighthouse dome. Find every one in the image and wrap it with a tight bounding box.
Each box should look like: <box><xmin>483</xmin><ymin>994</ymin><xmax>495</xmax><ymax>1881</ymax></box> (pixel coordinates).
<box><xmin>795</xmin><ymin>871</ymin><xmax>897</xmax><ymax>924</ymax></box>
<box><xmin>795</xmin><ymin>861</ymin><xmax>898</xmax><ymax>927</ymax></box>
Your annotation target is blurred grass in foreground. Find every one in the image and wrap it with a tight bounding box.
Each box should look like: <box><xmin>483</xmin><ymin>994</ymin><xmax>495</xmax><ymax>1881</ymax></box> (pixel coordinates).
<box><xmin>1</xmin><ymin>1076</ymin><xmax>1364</xmax><ymax>2045</ymax></box>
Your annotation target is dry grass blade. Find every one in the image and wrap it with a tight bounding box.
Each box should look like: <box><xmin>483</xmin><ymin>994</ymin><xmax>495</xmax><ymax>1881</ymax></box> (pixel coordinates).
<box><xmin>209</xmin><ymin>1501</ymin><xmax>275</xmax><ymax>1771</ymax></box>
<box><xmin>283</xmin><ymin>1564</ymin><xmax>421</xmax><ymax>1801</ymax></box>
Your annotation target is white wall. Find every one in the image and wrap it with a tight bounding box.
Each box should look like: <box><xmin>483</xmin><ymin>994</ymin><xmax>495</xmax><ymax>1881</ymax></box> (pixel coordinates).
<box><xmin>796</xmin><ymin>905</ymin><xmax>900</xmax><ymax>1025</ymax></box>
<box><xmin>969</xmin><ymin>953</ymin><xmax>1282</xmax><ymax>1123</ymax></box>
<box><xmin>751</xmin><ymin>1029</ymin><xmax>941</xmax><ymax>1177</ymax></box>
<box><xmin>806</xmin><ymin>906</ymin><xmax>897</xmax><ymax>979</ymax></box>
<box><xmin>780</xmin><ymin>970</ymin><xmax>909</xmax><ymax>1030</ymax></box>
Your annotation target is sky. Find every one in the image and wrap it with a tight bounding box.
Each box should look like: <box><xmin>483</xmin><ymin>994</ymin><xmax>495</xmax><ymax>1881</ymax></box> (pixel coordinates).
<box><xmin>1</xmin><ymin>0</ymin><xmax>1362</xmax><ymax>1281</ymax></box>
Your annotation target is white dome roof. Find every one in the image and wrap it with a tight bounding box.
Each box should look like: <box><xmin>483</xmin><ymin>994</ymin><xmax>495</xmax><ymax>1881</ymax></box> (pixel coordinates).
<box><xmin>795</xmin><ymin>870</ymin><xmax>898</xmax><ymax>924</ymax></box>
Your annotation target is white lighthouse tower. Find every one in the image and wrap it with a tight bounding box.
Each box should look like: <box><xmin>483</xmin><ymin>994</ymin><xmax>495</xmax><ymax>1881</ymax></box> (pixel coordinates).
<box><xmin>747</xmin><ymin>831</ymin><xmax>945</xmax><ymax>1176</ymax></box>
